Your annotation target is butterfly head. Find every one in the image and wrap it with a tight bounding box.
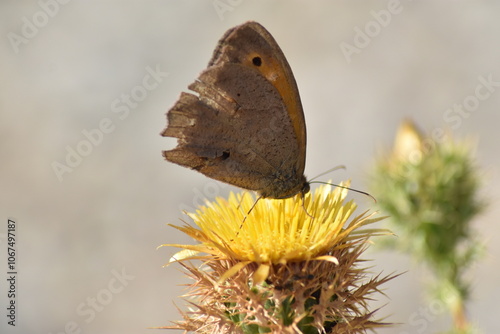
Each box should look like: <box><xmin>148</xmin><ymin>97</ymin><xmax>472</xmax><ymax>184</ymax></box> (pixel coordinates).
<box><xmin>259</xmin><ymin>174</ymin><xmax>310</xmax><ymax>199</ymax></box>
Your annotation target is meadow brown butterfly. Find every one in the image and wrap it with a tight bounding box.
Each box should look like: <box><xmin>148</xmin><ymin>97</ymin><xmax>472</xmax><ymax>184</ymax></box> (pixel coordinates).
<box><xmin>162</xmin><ymin>21</ymin><xmax>309</xmax><ymax>199</ymax></box>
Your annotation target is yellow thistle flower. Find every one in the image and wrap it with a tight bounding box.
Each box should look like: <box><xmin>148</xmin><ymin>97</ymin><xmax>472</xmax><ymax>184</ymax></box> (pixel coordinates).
<box><xmin>162</xmin><ymin>182</ymin><xmax>395</xmax><ymax>333</ymax></box>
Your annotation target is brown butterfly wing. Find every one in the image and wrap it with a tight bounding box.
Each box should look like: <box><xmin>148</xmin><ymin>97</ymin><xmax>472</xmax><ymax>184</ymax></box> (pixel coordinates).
<box><xmin>162</xmin><ymin>22</ymin><xmax>307</xmax><ymax>198</ymax></box>
<box><xmin>209</xmin><ymin>22</ymin><xmax>307</xmax><ymax>173</ymax></box>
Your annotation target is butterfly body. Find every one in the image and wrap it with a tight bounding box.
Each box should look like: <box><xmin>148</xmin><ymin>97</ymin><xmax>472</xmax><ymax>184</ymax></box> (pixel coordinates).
<box><xmin>162</xmin><ymin>21</ymin><xmax>308</xmax><ymax>199</ymax></box>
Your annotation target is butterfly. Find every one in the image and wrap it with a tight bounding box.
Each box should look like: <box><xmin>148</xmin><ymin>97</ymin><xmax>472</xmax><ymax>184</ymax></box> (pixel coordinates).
<box><xmin>162</xmin><ymin>21</ymin><xmax>309</xmax><ymax>199</ymax></box>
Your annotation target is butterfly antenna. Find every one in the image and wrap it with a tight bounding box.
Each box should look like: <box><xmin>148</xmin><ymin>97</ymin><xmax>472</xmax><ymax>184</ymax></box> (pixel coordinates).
<box><xmin>309</xmin><ymin>165</ymin><xmax>346</xmax><ymax>181</ymax></box>
<box><xmin>309</xmin><ymin>181</ymin><xmax>377</xmax><ymax>203</ymax></box>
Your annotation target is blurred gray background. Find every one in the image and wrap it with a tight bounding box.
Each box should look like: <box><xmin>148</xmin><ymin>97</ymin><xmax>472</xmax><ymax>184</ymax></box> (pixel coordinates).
<box><xmin>1</xmin><ymin>1</ymin><xmax>499</xmax><ymax>333</ymax></box>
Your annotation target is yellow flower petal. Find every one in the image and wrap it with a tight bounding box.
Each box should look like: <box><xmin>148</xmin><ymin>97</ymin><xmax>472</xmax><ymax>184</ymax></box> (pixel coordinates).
<box><xmin>167</xmin><ymin>182</ymin><xmax>387</xmax><ymax>271</ymax></box>
<box><xmin>168</xmin><ymin>249</ymin><xmax>201</xmax><ymax>263</ymax></box>
<box><xmin>313</xmin><ymin>255</ymin><xmax>339</xmax><ymax>265</ymax></box>
<box><xmin>217</xmin><ymin>261</ymin><xmax>250</xmax><ymax>285</ymax></box>
<box><xmin>253</xmin><ymin>263</ymin><xmax>270</xmax><ymax>285</ymax></box>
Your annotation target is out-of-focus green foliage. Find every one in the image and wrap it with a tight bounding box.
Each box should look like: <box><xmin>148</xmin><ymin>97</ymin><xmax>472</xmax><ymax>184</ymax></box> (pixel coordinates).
<box><xmin>369</xmin><ymin>120</ymin><xmax>485</xmax><ymax>334</ymax></box>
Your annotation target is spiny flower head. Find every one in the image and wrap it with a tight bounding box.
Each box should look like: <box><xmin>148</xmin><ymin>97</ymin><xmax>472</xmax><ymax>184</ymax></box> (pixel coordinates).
<box><xmin>163</xmin><ymin>183</ymin><xmax>394</xmax><ymax>333</ymax></box>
